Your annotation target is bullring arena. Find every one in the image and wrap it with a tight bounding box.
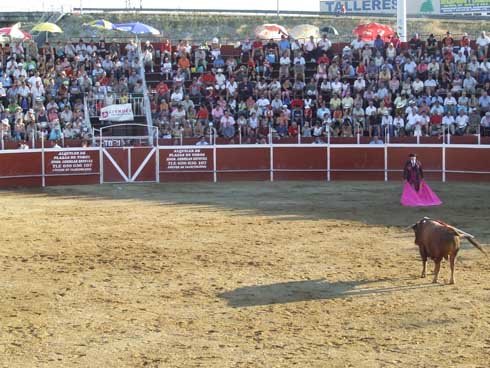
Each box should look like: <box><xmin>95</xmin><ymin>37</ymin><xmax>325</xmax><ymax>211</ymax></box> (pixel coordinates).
<box><xmin>1</xmin><ymin>144</ymin><xmax>490</xmax><ymax>367</ymax></box>
<box><xmin>2</xmin><ymin>1</ymin><xmax>490</xmax><ymax>367</ymax></box>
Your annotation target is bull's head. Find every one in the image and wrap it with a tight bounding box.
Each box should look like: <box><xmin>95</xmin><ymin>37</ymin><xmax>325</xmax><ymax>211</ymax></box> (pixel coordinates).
<box><xmin>404</xmin><ymin>217</ymin><xmax>431</xmax><ymax>232</ymax></box>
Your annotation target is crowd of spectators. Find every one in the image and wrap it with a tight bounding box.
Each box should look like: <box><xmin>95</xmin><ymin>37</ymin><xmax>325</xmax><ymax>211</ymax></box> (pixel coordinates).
<box><xmin>147</xmin><ymin>31</ymin><xmax>490</xmax><ymax>142</ymax></box>
<box><xmin>0</xmin><ymin>37</ymin><xmax>146</xmax><ymax>147</ymax></box>
<box><xmin>1</xmin><ymin>28</ymin><xmax>490</xmax><ymax>148</ymax></box>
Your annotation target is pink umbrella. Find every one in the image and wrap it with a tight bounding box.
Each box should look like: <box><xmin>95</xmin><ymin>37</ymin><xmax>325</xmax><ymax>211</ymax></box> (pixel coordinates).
<box><xmin>0</xmin><ymin>26</ymin><xmax>32</xmax><ymax>40</ymax></box>
<box><xmin>352</xmin><ymin>22</ymin><xmax>394</xmax><ymax>42</ymax></box>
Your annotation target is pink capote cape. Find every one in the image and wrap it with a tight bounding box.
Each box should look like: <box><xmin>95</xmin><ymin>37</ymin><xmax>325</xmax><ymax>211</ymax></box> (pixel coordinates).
<box><xmin>401</xmin><ymin>180</ymin><xmax>442</xmax><ymax>207</ymax></box>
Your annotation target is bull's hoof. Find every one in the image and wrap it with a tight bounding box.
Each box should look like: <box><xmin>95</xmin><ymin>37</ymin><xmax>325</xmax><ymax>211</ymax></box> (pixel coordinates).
<box><xmin>420</xmin><ymin>273</ymin><xmax>426</xmax><ymax>278</ymax></box>
<box><xmin>449</xmin><ymin>279</ymin><xmax>455</xmax><ymax>285</ymax></box>
<box><xmin>432</xmin><ymin>279</ymin><xmax>439</xmax><ymax>284</ymax></box>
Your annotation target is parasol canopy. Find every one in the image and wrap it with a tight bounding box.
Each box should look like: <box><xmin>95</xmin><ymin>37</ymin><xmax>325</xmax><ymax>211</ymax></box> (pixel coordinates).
<box><xmin>255</xmin><ymin>24</ymin><xmax>288</xmax><ymax>40</ymax></box>
<box><xmin>113</xmin><ymin>22</ymin><xmax>160</xmax><ymax>35</ymax></box>
<box><xmin>31</xmin><ymin>22</ymin><xmax>63</xmax><ymax>33</ymax></box>
<box><xmin>0</xmin><ymin>26</ymin><xmax>32</xmax><ymax>40</ymax></box>
<box><xmin>352</xmin><ymin>22</ymin><xmax>394</xmax><ymax>42</ymax></box>
<box><xmin>289</xmin><ymin>24</ymin><xmax>320</xmax><ymax>41</ymax></box>
<box><xmin>83</xmin><ymin>19</ymin><xmax>114</xmax><ymax>30</ymax></box>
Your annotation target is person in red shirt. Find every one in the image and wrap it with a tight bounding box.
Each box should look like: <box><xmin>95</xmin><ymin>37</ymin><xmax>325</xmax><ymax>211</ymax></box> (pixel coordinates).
<box><xmin>197</xmin><ymin>104</ymin><xmax>210</xmax><ymax>124</ymax></box>
<box><xmin>317</xmin><ymin>52</ymin><xmax>330</xmax><ymax>65</ymax></box>
<box><xmin>155</xmin><ymin>81</ymin><xmax>169</xmax><ymax>98</ymax></box>
<box><xmin>288</xmin><ymin>121</ymin><xmax>299</xmax><ymax>136</ymax></box>
<box><xmin>160</xmin><ymin>39</ymin><xmax>172</xmax><ymax>62</ymax></box>
<box><xmin>356</xmin><ymin>62</ymin><xmax>366</xmax><ymax>76</ymax></box>
<box><xmin>291</xmin><ymin>97</ymin><xmax>304</xmax><ymax>109</ymax></box>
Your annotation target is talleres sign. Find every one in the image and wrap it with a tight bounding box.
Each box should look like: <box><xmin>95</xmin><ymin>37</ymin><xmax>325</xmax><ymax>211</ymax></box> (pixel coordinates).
<box><xmin>320</xmin><ymin>0</ymin><xmax>489</xmax><ymax>14</ymax></box>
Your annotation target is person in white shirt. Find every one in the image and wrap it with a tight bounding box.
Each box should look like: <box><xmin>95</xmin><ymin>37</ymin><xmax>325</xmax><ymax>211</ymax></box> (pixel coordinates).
<box><xmin>424</xmin><ymin>77</ymin><xmax>437</xmax><ymax>93</ymax></box>
<box><xmin>442</xmin><ymin>111</ymin><xmax>456</xmax><ymax>135</ymax></box>
<box><xmin>444</xmin><ymin>93</ymin><xmax>457</xmax><ymax>115</ymax></box>
<box><xmin>455</xmin><ymin>110</ymin><xmax>469</xmax><ymax>135</ymax></box>
<box><xmin>393</xmin><ymin>114</ymin><xmax>405</xmax><ymax>136</ymax></box>
<box><xmin>256</xmin><ymin>95</ymin><xmax>270</xmax><ymax>116</ymax></box>
<box><xmin>479</xmin><ymin>58</ymin><xmax>490</xmax><ymax>84</ymax></box>
<box><xmin>214</xmin><ymin>70</ymin><xmax>226</xmax><ymax>92</ymax></box>
<box><xmin>381</xmin><ymin>111</ymin><xmax>394</xmax><ymax>136</ymax></box>
<box><xmin>225</xmin><ymin>77</ymin><xmax>238</xmax><ymax>98</ymax></box>
<box><xmin>279</xmin><ymin>51</ymin><xmax>291</xmax><ymax>79</ymax></box>
<box><xmin>317</xmin><ymin>35</ymin><xmax>332</xmax><ymax>53</ymax></box>
<box><xmin>412</xmin><ymin>77</ymin><xmax>424</xmax><ymax>95</ymax></box>
<box><xmin>403</xmin><ymin>59</ymin><xmax>417</xmax><ymax>80</ymax></box>
<box><xmin>350</xmin><ymin>35</ymin><xmax>365</xmax><ymax>60</ymax></box>
<box><xmin>480</xmin><ymin>111</ymin><xmax>490</xmax><ymax>136</ymax></box>
<box><xmin>405</xmin><ymin>111</ymin><xmax>418</xmax><ymax>135</ymax></box>
<box><xmin>353</xmin><ymin>76</ymin><xmax>366</xmax><ymax>92</ymax></box>
<box><xmin>476</xmin><ymin>31</ymin><xmax>490</xmax><ymax>59</ymax></box>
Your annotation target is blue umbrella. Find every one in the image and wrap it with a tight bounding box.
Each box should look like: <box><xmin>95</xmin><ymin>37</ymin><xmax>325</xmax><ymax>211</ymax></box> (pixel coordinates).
<box><xmin>113</xmin><ymin>22</ymin><xmax>160</xmax><ymax>35</ymax></box>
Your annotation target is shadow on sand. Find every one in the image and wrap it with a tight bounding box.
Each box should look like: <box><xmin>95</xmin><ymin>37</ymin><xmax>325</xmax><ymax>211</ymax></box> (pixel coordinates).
<box><xmin>218</xmin><ymin>278</ymin><xmax>441</xmax><ymax>308</ymax></box>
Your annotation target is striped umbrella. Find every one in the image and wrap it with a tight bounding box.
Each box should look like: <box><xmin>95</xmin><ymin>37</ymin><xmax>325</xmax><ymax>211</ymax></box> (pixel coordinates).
<box><xmin>83</xmin><ymin>19</ymin><xmax>114</xmax><ymax>30</ymax></box>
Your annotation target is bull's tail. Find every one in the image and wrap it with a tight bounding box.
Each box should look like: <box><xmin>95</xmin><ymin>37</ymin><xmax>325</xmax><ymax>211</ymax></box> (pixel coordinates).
<box><xmin>463</xmin><ymin>236</ymin><xmax>488</xmax><ymax>257</ymax></box>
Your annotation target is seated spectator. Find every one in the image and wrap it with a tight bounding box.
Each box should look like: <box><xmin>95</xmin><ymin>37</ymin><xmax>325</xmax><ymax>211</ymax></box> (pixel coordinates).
<box><xmin>476</xmin><ymin>31</ymin><xmax>490</xmax><ymax>60</ymax></box>
<box><xmin>480</xmin><ymin>112</ymin><xmax>490</xmax><ymax>136</ymax></box>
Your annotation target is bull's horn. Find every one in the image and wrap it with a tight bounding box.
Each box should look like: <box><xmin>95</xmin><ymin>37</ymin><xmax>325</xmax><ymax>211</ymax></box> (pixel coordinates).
<box><xmin>403</xmin><ymin>224</ymin><xmax>416</xmax><ymax>231</ymax></box>
<box><xmin>448</xmin><ymin>225</ymin><xmax>475</xmax><ymax>238</ymax></box>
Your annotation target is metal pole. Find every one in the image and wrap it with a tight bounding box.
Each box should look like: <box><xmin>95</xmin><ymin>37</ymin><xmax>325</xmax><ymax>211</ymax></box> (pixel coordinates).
<box><xmin>397</xmin><ymin>0</ymin><xmax>407</xmax><ymax>42</ymax></box>
<box><xmin>478</xmin><ymin>133</ymin><xmax>481</xmax><ymax>145</ymax></box>
<box><xmin>276</xmin><ymin>0</ymin><xmax>279</xmax><ymax>17</ymax></box>
<box><xmin>384</xmin><ymin>144</ymin><xmax>388</xmax><ymax>182</ymax></box>
<box><xmin>416</xmin><ymin>134</ymin><xmax>420</xmax><ymax>145</ymax></box>
<box><xmin>270</xmin><ymin>137</ymin><xmax>274</xmax><ymax>182</ymax></box>
<box><xmin>213</xmin><ymin>144</ymin><xmax>217</xmax><ymax>183</ymax></box>
<box><xmin>327</xmin><ymin>129</ymin><xmax>331</xmax><ymax>182</ymax></box>
<box><xmin>239</xmin><ymin>126</ymin><xmax>242</xmax><ymax>145</ymax></box>
<box><xmin>41</xmin><ymin>133</ymin><xmax>45</xmax><ymax>187</ymax></box>
<box><xmin>356</xmin><ymin>130</ymin><xmax>360</xmax><ymax>144</ymax></box>
<box><xmin>442</xmin><ymin>145</ymin><xmax>446</xmax><ymax>183</ymax></box>
<box><xmin>155</xmin><ymin>127</ymin><xmax>160</xmax><ymax>183</ymax></box>
<box><xmin>1</xmin><ymin>133</ymin><xmax>4</xmax><ymax>151</ymax></box>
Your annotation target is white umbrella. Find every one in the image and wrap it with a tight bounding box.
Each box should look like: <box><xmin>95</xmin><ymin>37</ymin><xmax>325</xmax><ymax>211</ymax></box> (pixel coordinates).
<box><xmin>289</xmin><ymin>24</ymin><xmax>320</xmax><ymax>41</ymax></box>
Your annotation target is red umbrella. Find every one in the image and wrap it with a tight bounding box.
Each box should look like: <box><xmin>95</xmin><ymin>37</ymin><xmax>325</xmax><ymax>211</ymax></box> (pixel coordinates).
<box><xmin>352</xmin><ymin>23</ymin><xmax>394</xmax><ymax>42</ymax></box>
<box><xmin>0</xmin><ymin>26</ymin><xmax>32</xmax><ymax>40</ymax></box>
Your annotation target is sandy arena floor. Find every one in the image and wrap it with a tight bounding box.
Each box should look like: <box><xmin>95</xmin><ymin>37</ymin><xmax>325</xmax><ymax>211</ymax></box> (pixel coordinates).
<box><xmin>1</xmin><ymin>181</ymin><xmax>489</xmax><ymax>368</ymax></box>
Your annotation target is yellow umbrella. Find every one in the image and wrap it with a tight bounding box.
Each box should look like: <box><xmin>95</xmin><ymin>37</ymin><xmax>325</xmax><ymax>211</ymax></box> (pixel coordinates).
<box><xmin>32</xmin><ymin>22</ymin><xmax>63</xmax><ymax>33</ymax></box>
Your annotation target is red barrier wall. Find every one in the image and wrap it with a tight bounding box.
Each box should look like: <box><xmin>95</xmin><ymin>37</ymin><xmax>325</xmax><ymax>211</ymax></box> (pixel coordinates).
<box><xmin>216</xmin><ymin>147</ymin><xmax>270</xmax><ymax>181</ymax></box>
<box><xmin>330</xmin><ymin>147</ymin><xmax>385</xmax><ymax>180</ymax></box>
<box><xmin>0</xmin><ymin>151</ymin><xmax>42</xmax><ymax>187</ymax></box>
<box><xmin>273</xmin><ymin>146</ymin><xmax>327</xmax><ymax>180</ymax></box>
<box><xmin>2</xmin><ymin>145</ymin><xmax>490</xmax><ymax>187</ymax></box>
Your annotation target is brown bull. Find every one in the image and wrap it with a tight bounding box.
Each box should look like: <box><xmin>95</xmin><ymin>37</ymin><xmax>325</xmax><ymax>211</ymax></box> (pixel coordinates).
<box><xmin>408</xmin><ymin>217</ymin><xmax>487</xmax><ymax>284</ymax></box>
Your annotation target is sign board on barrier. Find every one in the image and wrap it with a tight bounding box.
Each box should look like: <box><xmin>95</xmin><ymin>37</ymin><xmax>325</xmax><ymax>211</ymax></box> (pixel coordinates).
<box><xmin>440</xmin><ymin>0</ymin><xmax>490</xmax><ymax>13</ymax></box>
<box><xmin>45</xmin><ymin>150</ymin><xmax>99</xmax><ymax>175</ymax></box>
<box><xmin>161</xmin><ymin>148</ymin><xmax>213</xmax><ymax>171</ymax></box>
<box><xmin>100</xmin><ymin>103</ymin><xmax>134</xmax><ymax>122</ymax></box>
<box><xmin>319</xmin><ymin>0</ymin><xmax>440</xmax><ymax>14</ymax></box>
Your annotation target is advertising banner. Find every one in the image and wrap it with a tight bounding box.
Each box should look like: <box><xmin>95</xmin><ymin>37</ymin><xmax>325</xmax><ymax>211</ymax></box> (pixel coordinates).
<box><xmin>99</xmin><ymin>103</ymin><xmax>134</xmax><ymax>122</ymax></box>
<box><xmin>319</xmin><ymin>0</ymin><xmax>440</xmax><ymax>15</ymax></box>
<box><xmin>440</xmin><ymin>0</ymin><xmax>490</xmax><ymax>13</ymax></box>
<box><xmin>160</xmin><ymin>148</ymin><xmax>213</xmax><ymax>172</ymax></box>
<box><xmin>45</xmin><ymin>150</ymin><xmax>99</xmax><ymax>175</ymax></box>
